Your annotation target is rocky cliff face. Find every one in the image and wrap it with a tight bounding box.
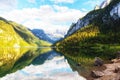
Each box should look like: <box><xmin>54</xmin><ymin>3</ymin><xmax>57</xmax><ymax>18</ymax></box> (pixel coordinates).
<box><xmin>66</xmin><ymin>10</ymin><xmax>99</xmax><ymax>37</ymax></box>
<box><xmin>110</xmin><ymin>2</ymin><xmax>120</xmax><ymax>19</ymax></box>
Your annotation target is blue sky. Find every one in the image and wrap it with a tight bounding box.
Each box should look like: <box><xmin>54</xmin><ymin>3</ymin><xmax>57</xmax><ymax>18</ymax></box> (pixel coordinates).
<box><xmin>0</xmin><ymin>0</ymin><xmax>104</xmax><ymax>32</ymax></box>
<box><xmin>17</xmin><ymin>0</ymin><xmax>103</xmax><ymax>11</ymax></box>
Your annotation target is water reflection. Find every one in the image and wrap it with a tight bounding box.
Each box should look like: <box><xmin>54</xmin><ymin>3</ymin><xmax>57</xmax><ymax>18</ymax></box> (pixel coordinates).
<box><xmin>0</xmin><ymin>47</ymin><xmax>51</xmax><ymax>77</ymax></box>
<box><xmin>0</xmin><ymin>48</ymin><xmax>86</xmax><ymax>80</ymax></box>
<box><xmin>32</xmin><ymin>51</ymin><xmax>61</xmax><ymax>65</ymax></box>
<box><xmin>56</xmin><ymin>47</ymin><xmax>118</xmax><ymax>79</ymax></box>
<box><xmin>0</xmin><ymin>47</ymin><xmax>30</xmax><ymax>77</ymax></box>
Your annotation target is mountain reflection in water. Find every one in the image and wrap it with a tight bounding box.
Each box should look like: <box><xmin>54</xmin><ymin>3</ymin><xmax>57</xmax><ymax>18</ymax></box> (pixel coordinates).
<box><xmin>0</xmin><ymin>48</ymin><xmax>86</xmax><ymax>80</ymax></box>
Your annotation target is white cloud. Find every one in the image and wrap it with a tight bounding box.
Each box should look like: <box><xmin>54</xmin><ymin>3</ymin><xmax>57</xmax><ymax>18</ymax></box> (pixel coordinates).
<box><xmin>50</xmin><ymin>0</ymin><xmax>74</xmax><ymax>4</ymax></box>
<box><xmin>0</xmin><ymin>0</ymin><xmax>17</xmax><ymax>12</ymax></box>
<box><xmin>0</xmin><ymin>5</ymin><xmax>86</xmax><ymax>32</ymax></box>
<box><xmin>27</xmin><ymin>0</ymin><xmax>36</xmax><ymax>3</ymax></box>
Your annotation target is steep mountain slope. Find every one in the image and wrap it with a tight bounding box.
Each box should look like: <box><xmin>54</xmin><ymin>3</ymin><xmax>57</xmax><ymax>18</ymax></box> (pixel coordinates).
<box><xmin>10</xmin><ymin>22</ymin><xmax>51</xmax><ymax>46</ymax></box>
<box><xmin>56</xmin><ymin>0</ymin><xmax>120</xmax><ymax>49</ymax></box>
<box><xmin>31</xmin><ymin>29</ymin><xmax>55</xmax><ymax>43</ymax></box>
<box><xmin>0</xmin><ymin>17</ymin><xmax>29</xmax><ymax>47</ymax></box>
<box><xmin>0</xmin><ymin>17</ymin><xmax>51</xmax><ymax>47</ymax></box>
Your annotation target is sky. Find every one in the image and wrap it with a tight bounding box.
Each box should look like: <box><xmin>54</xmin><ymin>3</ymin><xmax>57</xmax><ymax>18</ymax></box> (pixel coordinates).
<box><xmin>0</xmin><ymin>0</ymin><xmax>104</xmax><ymax>32</ymax></box>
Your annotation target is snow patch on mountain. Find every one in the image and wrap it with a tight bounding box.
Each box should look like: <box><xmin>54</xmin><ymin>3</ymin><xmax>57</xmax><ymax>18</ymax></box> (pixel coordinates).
<box><xmin>100</xmin><ymin>0</ymin><xmax>112</xmax><ymax>8</ymax></box>
<box><xmin>94</xmin><ymin>5</ymin><xmax>100</xmax><ymax>10</ymax></box>
<box><xmin>46</xmin><ymin>29</ymin><xmax>68</xmax><ymax>39</ymax></box>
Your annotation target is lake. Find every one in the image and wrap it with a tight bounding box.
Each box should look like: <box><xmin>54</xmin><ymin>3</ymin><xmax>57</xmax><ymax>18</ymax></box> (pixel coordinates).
<box><xmin>0</xmin><ymin>47</ymin><xmax>86</xmax><ymax>80</ymax></box>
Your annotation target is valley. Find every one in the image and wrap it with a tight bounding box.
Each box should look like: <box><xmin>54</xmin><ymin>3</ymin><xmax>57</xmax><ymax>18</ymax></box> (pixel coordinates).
<box><xmin>0</xmin><ymin>0</ymin><xmax>120</xmax><ymax>80</ymax></box>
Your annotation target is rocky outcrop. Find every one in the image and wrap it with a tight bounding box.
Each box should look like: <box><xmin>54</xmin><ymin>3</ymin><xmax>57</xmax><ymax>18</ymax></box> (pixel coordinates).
<box><xmin>94</xmin><ymin>57</ymin><xmax>104</xmax><ymax>66</ymax></box>
<box><xmin>114</xmin><ymin>66</ymin><xmax>120</xmax><ymax>73</ymax></box>
<box><xmin>91</xmin><ymin>59</ymin><xmax>120</xmax><ymax>80</ymax></box>
<box><xmin>110</xmin><ymin>2</ymin><xmax>120</xmax><ymax>19</ymax></box>
<box><xmin>91</xmin><ymin>71</ymin><xmax>104</xmax><ymax>78</ymax></box>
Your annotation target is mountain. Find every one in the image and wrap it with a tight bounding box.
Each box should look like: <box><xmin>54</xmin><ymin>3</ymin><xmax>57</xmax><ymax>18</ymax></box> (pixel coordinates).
<box><xmin>65</xmin><ymin>0</ymin><xmax>114</xmax><ymax>37</ymax></box>
<box><xmin>31</xmin><ymin>29</ymin><xmax>55</xmax><ymax>43</ymax></box>
<box><xmin>0</xmin><ymin>17</ymin><xmax>51</xmax><ymax>47</ymax></box>
<box><xmin>32</xmin><ymin>29</ymin><xmax>67</xmax><ymax>43</ymax></box>
<box><xmin>55</xmin><ymin>0</ymin><xmax>120</xmax><ymax>49</ymax></box>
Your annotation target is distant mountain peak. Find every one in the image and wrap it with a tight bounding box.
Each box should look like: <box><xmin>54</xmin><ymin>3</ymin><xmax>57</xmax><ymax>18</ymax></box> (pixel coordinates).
<box><xmin>31</xmin><ymin>29</ymin><xmax>65</xmax><ymax>43</ymax></box>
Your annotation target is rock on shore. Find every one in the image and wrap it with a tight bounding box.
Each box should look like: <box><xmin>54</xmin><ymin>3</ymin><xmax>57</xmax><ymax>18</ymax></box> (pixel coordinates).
<box><xmin>91</xmin><ymin>59</ymin><xmax>120</xmax><ymax>80</ymax></box>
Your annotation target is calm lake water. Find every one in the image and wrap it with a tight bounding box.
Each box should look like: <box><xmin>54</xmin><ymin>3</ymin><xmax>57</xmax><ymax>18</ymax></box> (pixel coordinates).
<box><xmin>0</xmin><ymin>48</ymin><xmax>86</xmax><ymax>80</ymax></box>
